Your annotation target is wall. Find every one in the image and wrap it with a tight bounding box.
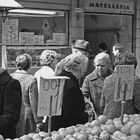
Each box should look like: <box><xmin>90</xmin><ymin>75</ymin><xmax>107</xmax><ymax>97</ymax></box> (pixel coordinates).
<box><xmin>135</xmin><ymin>0</ymin><xmax>140</xmax><ymax>76</ymax></box>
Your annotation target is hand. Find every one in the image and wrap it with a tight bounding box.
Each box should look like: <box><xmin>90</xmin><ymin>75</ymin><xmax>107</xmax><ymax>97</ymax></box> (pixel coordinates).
<box><xmin>88</xmin><ymin>109</ymin><xmax>95</xmax><ymax>122</ymax></box>
<box><xmin>88</xmin><ymin>110</ymin><xmax>95</xmax><ymax>118</ymax></box>
<box><xmin>36</xmin><ymin>122</ymin><xmax>44</xmax><ymax>132</ymax></box>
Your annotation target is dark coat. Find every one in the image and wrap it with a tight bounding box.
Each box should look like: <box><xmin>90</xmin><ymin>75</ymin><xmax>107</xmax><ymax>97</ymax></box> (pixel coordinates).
<box><xmin>44</xmin><ymin>70</ymin><xmax>88</xmax><ymax>131</ymax></box>
<box><xmin>0</xmin><ymin>70</ymin><xmax>22</xmax><ymax>138</ymax></box>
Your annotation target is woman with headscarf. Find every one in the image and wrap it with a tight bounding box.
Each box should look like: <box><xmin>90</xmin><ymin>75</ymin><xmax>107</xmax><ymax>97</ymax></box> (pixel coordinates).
<box><xmin>11</xmin><ymin>53</ymin><xmax>43</xmax><ymax>137</ymax></box>
<box><xmin>44</xmin><ymin>53</ymin><xmax>95</xmax><ymax>132</ymax></box>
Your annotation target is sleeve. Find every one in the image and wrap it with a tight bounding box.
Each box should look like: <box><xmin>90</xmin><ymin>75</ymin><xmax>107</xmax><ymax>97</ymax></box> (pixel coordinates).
<box><xmin>82</xmin><ymin>76</ymin><xmax>90</xmax><ymax>98</ymax></box>
<box><xmin>29</xmin><ymin>78</ymin><xmax>43</xmax><ymax>123</ymax></box>
<box><xmin>0</xmin><ymin>79</ymin><xmax>22</xmax><ymax>128</ymax></box>
<box><xmin>63</xmin><ymin>80</ymin><xmax>88</xmax><ymax>124</ymax></box>
<box><xmin>133</xmin><ymin>77</ymin><xmax>140</xmax><ymax>113</ymax></box>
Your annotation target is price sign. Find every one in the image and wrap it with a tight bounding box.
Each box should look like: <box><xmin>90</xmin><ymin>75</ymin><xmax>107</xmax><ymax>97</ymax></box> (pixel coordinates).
<box><xmin>114</xmin><ymin>65</ymin><xmax>134</xmax><ymax>102</ymax></box>
<box><xmin>37</xmin><ymin>76</ymin><xmax>68</xmax><ymax>116</ymax></box>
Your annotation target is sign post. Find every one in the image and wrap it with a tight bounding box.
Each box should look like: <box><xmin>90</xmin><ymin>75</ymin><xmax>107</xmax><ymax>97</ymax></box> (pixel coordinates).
<box><xmin>37</xmin><ymin>76</ymin><xmax>68</xmax><ymax>133</ymax></box>
<box><xmin>48</xmin><ymin>95</ymin><xmax>52</xmax><ymax>134</ymax></box>
<box><xmin>114</xmin><ymin>65</ymin><xmax>134</xmax><ymax>124</ymax></box>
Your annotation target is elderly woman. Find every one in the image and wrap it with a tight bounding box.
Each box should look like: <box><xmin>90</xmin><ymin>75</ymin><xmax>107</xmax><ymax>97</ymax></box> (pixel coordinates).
<box><xmin>34</xmin><ymin>50</ymin><xmax>59</xmax><ymax>89</ymax></box>
<box><xmin>101</xmin><ymin>51</ymin><xmax>140</xmax><ymax>119</ymax></box>
<box><xmin>11</xmin><ymin>53</ymin><xmax>43</xmax><ymax>137</ymax></box>
<box><xmin>44</xmin><ymin>53</ymin><xmax>95</xmax><ymax>131</ymax></box>
<box><xmin>82</xmin><ymin>52</ymin><xmax>112</xmax><ymax>116</ymax></box>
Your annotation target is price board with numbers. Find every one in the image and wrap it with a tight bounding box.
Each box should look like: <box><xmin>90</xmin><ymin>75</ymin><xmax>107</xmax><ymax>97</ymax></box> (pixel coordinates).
<box><xmin>114</xmin><ymin>65</ymin><xmax>134</xmax><ymax>102</ymax></box>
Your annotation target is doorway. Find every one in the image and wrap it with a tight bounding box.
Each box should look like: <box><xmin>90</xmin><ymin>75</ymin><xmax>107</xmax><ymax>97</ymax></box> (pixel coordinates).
<box><xmin>84</xmin><ymin>13</ymin><xmax>133</xmax><ymax>59</ymax></box>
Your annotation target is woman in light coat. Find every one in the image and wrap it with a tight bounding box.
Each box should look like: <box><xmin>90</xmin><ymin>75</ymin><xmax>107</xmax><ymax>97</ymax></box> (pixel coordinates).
<box><xmin>11</xmin><ymin>53</ymin><xmax>43</xmax><ymax>137</ymax></box>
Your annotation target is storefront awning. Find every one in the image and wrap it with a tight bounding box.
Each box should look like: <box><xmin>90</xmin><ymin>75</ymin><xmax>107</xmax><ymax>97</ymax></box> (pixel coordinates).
<box><xmin>0</xmin><ymin>0</ymin><xmax>23</xmax><ymax>11</ymax></box>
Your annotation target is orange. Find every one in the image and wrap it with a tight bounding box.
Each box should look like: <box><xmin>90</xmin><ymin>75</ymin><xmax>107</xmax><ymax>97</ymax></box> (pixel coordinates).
<box><xmin>97</xmin><ymin>115</ymin><xmax>108</xmax><ymax>124</ymax></box>
<box><xmin>105</xmin><ymin>119</ymin><xmax>114</xmax><ymax>125</ymax></box>
<box><xmin>21</xmin><ymin>135</ymin><xmax>32</xmax><ymax>140</ymax></box>
<box><xmin>88</xmin><ymin>134</ymin><xmax>94</xmax><ymax>140</ymax></box>
<box><xmin>91</xmin><ymin>120</ymin><xmax>100</xmax><ymax>127</ymax></box>
<box><xmin>66</xmin><ymin>127</ymin><xmax>75</xmax><ymax>135</ymax></box>
<box><xmin>113</xmin><ymin>119</ymin><xmax>123</xmax><ymax>130</ymax></box>
<box><xmin>89</xmin><ymin>126</ymin><xmax>101</xmax><ymax>136</ymax></box>
<box><xmin>130</xmin><ymin>124</ymin><xmax>140</xmax><ymax>137</ymax></box>
<box><xmin>43</xmin><ymin>136</ymin><xmax>52</xmax><ymax>140</ymax></box>
<box><xmin>32</xmin><ymin>133</ymin><xmax>42</xmax><ymax>139</ymax></box>
<box><xmin>104</xmin><ymin>124</ymin><xmax>116</xmax><ymax>134</ymax></box>
<box><xmin>113</xmin><ymin>130</ymin><xmax>123</xmax><ymax>138</ymax></box>
<box><xmin>39</xmin><ymin>131</ymin><xmax>50</xmax><ymax>138</ymax></box>
<box><xmin>99</xmin><ymin>130</ymin><xmax>110</xmax><ymax>140</ymax></box>
<box><xmin>100</xmin><ymin>124</ymin><xmax>106</xmax><ymax>131</ymax></box>
<box><xmin>126</xmin><ymin>121</ymin><xmax>135</xmax><ymax>129</ymax></box>
<box><xmin>123</xmin><ymin>114</ymin><xmax>130</xmax><ymax>124</ymax></box>
<box><xmin>120</xmin><ymin>125</ymin><xmax>130</xmax><ymax>135</ymax></box>
<box><xmin>52</xmin><ymin>133</ymin><xmax>63</xmax><ymax>140</ymax></box>
<box><xmin>76</xmin><ymin>133</ymin><xmax>88</xmax><ymax>140</ymax></box>
<box><xmin>0</xmin><ymin>135</ymin><xmax>4</xmax><ymax>140</ymax></box>
<box><xmin>128</xmin><ymin>135</ymin><xmax>140</xmax><ymax>140</ymax></box>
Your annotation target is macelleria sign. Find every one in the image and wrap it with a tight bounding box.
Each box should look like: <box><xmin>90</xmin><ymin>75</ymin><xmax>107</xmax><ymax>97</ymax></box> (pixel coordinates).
<box><xmin>85</xmin><ymin>0</ymin><xmax>134</xmax><ymax>14</ymax></box>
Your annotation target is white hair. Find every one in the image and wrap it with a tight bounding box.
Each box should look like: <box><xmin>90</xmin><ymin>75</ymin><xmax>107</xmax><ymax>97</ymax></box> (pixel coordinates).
<box><xmin>94</xmin><ymin>52</ymin><xmax>111</xmax><ymax>65</ymax></box>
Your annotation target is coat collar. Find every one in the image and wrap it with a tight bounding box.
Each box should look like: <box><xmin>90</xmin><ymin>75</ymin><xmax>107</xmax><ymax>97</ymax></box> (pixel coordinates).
<box><xmin>90</xmin><ymin>69</ymin><xmax>112</xmax><ymax>82</ymax></box>
<box><xmin>0</xmin><ymin>70</ymin><xmax>11</xmax><ymax>85</ymax></box>
<box><xmin>14</xmin><ymin>69</ymin><xmax>28</xmax><ymax>74</ymax></box>
<box><xmin>89</xmin><ymin>70</ymin><xmax>99</xmax><ymax>82</ymax></box>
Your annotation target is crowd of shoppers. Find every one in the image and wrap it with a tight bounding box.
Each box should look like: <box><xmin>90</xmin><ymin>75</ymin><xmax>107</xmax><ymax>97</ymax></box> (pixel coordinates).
<box><xmin>1</xmin><ymin>39</ymin><xmax>140</xmax><ymax>138</ymax></box>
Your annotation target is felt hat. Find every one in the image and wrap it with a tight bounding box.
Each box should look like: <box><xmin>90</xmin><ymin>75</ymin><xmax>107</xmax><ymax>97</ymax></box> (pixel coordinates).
<box><xmin>74</xmin><ymin>39</ymin><xmax>94</xmax><ymax>58</ymax></box>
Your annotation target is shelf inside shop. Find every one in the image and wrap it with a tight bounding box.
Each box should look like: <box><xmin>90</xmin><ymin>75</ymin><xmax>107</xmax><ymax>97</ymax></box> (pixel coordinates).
<box><xmin>6</xmin><ymin>45</ymin><xmax>71</xmax><ymax>50</ymax></box>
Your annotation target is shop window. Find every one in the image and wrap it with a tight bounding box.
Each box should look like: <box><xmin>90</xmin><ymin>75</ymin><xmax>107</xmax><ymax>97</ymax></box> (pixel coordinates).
<box><xmin>84</xmin><ymin>13</ymin><xmax>133</xmax><ymax>58</ymax></box>
<box><xmin>1</xmin><ymin>9</ymin><xmax>69</xmax><ymax>68</ymax></box>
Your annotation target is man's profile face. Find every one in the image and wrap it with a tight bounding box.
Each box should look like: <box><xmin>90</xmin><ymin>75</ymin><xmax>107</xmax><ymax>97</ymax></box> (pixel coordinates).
<box><xmin>95</xmin><ymin>59</ymin><xmax>110</xmax><ymax>77</ymax></box>
<box><xmin>112</xmin><ymin>46</ymin><xmax>119</xmax><ymax>56</ymax></box>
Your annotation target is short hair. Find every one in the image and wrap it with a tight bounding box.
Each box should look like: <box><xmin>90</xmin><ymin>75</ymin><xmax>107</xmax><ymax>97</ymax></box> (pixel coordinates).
<box><xmin>40</xmin><ymin>50</ymin><xmax>57</xmax><ymax>66</ymax></box>
<box><xmin>113</xmin><ymin>43</ymin><xmax>124</xmax><ymax>52</ymax></box>
<box><xmin>16</xmin><ymin>53</ymin><xmax>32</xmax><ymax>70</ymax></box>
<box><xmin>114</xmin><ymin>51</ymin><xmax>137</xmax><ymax>69</ymax></box>
<box><xmin>98</xmin><ymin>42</ymin><xmax>108</xmax><ymax>51</ymax></box>
<box><xmin>94</xmin><ymin>52</ymin><xmax>111</xmax><ymax>65</ymax></box>
<box><xmin>55</xmin><ymin>53</ymin><xmax>88</xmax><ymax>76</ymax></box>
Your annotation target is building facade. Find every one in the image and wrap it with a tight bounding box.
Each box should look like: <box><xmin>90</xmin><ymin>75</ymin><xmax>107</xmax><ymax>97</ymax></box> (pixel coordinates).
<box><xmin>1</xmin><ymin>0</ymin><xmax>140</xmax><ymax>76</ymax></box>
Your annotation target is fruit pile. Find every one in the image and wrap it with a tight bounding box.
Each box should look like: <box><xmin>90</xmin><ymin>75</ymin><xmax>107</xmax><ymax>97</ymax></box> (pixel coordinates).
<box><xmin>1</xmin><ymin>114</ymin><xmax>140</xmax><ymax>140</ymax></box>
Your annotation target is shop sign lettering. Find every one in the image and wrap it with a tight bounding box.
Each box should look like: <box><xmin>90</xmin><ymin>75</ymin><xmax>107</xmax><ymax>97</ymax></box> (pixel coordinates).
<box><xmin>89</xmin><ymin>3</ymin><xmax>130</xmax><ymax>10</ymax></box>
<box><xmin>85</xmin><ymin>0</ymin><xmax>134</xmax><ymax>14</ymax></box>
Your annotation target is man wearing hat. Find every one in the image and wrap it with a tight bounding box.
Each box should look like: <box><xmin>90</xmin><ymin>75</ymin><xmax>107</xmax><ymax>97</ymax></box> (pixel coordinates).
<box><xmin>72</xmin><ymin>39</ymin><xmax>95</xmax><ymax>87</ymax></box>
<box><xmin>72</xmin><ymin>39</ymin><xmax>94</xmax><ymax>58</ymax></box>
